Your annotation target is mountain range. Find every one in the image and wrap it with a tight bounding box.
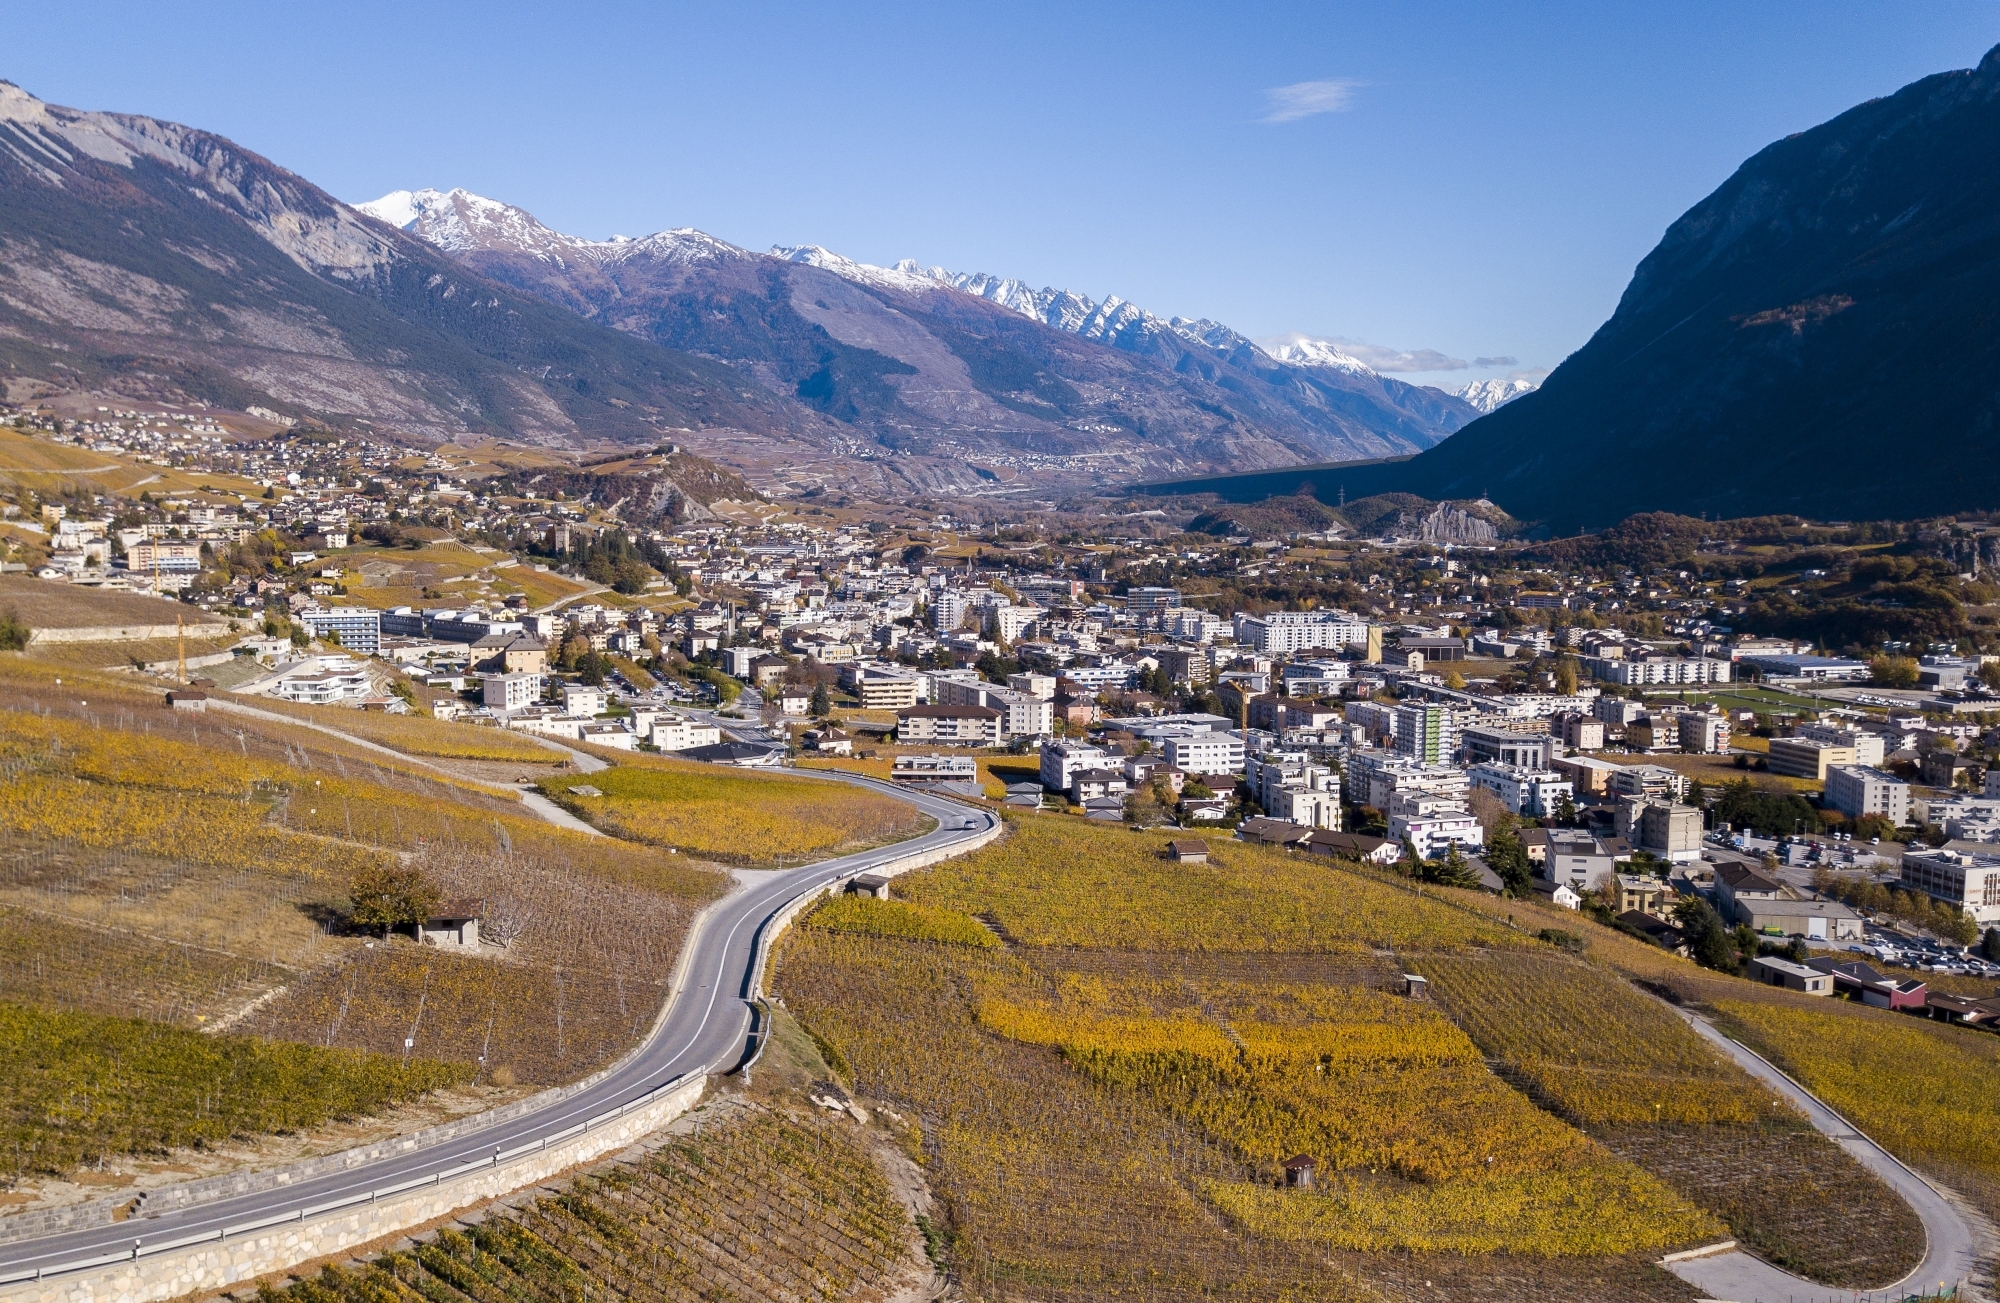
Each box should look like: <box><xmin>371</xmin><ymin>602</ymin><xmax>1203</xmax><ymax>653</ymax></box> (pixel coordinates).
<box><xmin>355</xmin><ymin>187</ymin><xmax>1479</xmax><ymax>496</ymax></box>
<box><xmin>1162</xmin><ymin>42</ymin><xmax>2000</xmax><ymax>530</ymax></box>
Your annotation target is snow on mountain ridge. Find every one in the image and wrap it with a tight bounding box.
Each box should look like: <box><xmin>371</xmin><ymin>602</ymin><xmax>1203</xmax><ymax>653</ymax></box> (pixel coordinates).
<box><xmin>360</xmin><ymin>186</ymin><xmax>1404</xmax><ymax>381</ymax></box>
<box><xmin>354</xmin><ymin>188</ymin><xmax>746</xmax><ymax>270</ymax></box>
<box><xmin>1259</xmin><ymin>336</ymin><xmax>1375</xmax><ymax>375</ymax></box>
<box><xmin>1455</xmin><ymin>375</ymin><xmax>1542</xmax><ymax>413</ymax></box>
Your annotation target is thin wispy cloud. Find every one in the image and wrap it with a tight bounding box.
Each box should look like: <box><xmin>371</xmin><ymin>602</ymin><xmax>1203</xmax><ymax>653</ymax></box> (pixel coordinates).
<box><xmin>1261</xmin><ymin>79</ymin><xmax>1362</xmax><ymax>123</ymax></box>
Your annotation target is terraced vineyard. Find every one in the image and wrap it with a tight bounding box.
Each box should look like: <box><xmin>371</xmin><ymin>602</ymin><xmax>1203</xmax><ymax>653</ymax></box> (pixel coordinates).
<box><xmin>545</xmin><ymin>756</ymin><xmax>927</xmax><ymax>866</ymax></box>
<box><xmin>258</xmin><ymin>1106</ymin><xmax>915</xmax><ymax>1303</ymax></box>
<box><xmin>897</xmin><ymin>815</ymin><xmax>1524</xmax><ymax>952</ymax></box>
<box><xmin>775</xmin><ymin>816</ymin><xmax>1747</xmax><ymax>1303</ymax></box>
<box><xmin>1416</xmin><ymin>949</ymin><xmax>1924</xmax><ymax>1287</ymax></box>
<box><xmin>0</xmin><ymin>1000</ymin><xmax>465</xmax><ymax>1182</ymax></box>
<box><xmin>0</xmin><ymin>656</ymin><xmax>726</xmax><ymax>1172</ymax></box>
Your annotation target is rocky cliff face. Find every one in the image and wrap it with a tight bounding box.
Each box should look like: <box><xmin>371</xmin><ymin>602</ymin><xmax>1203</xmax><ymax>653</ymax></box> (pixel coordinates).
<box><xmin>1356</xmin><ymin>44</ymin><xmax>2000</xmax><ymax>530</ymax></box>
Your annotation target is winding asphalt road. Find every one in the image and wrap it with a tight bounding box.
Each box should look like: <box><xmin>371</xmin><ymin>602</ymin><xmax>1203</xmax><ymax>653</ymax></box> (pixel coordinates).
<box><xmin>0</xmin><ymin>773</ymin><xmax>996</xmax><ymax>1283</ymax></box>
<box><xmin>1662</xmin><ymin>1007</ymin><xmax>1987</xmax><ymax>1302</ymax></box>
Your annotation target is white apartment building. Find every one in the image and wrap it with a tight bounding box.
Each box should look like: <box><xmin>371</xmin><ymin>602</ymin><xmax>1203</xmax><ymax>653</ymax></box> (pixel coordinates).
<box><xmin>1390</xmin><ymin>808</ymin><xmax>1485</xmax><ymax>859</ymax></box>
<box><xmin>931</xmin><ymin>588</ymin><xmax>992</xmax><ymax>632</ymax></box>
<box><xmin>1926</xmin><ymin>796</ymin><xmax>2000</xmax><ymax>844</ymax></box>
<box><xmin>649</xmin><ymin>714</ymin><xmax>723</xmax><ymax>751</ymax></box>
<box><xmin>1466</xmin><ymin>763</ymin><xmax>1573</xmax><ymax>818</ymax></box>
<box><xmin>1393</xmin><ymin>704</ymin><xmax>1457</xmax><ymax>765</ymax></box>
<box><xmin>561</xmin><ymin>685</ymin><xmax>608</xmax><ymax>717</ymax></box>
<box><xmin>274</xmin><ymin>666</ymin><xmax>372</xmax><ymax>705</ymax></box>
<box><xmin>1590</xmin><ymin>656</ymin><xmax>1733</xmax><ymax>686</ymax></box>
<box><xmin>1232</xmin><ymin>610</ymin><xmax>1371</xmax><ymax>655</ymax></box>
<box><xmin>1281</xmin><ymin>660</ymin><xmax>1351</xmax><ymax>696</ymax></box>
<box><xmin>1007</xmin><ymin>672</ymin><xmax>1058</xmax><ymax>700</ymax></box>
<box><xmin>1825</xmin><ymin>766</ymin><xmax>1913</xmax><ymax>827</ymax></box>
<box><xmin>1162</xmin><ymin>731</ymin><xmax>1247</xmax><ymax>778</ymax></box>
<box><xmin>482</xmin><ymin>672</ymin><xmax>543</xmax><ymax>714</ymax></box>
<box><xmin>1796</xmin><ymin>723</ymin><xmax>1888</xmax><ymax>768</ymax></box>
<box><xmin>846</xmin><ymin>665</ymin><xmax>921</xmax><ymax>709</ymax></box>
<box><xmin>1347</xmin><ymin>752</ymin><xmax>1469</xmax><ymax>810</ymax></box>
<box><xmin>1268</xmin><ymin>784</ymin><xmax>1342</xmax><ymax>830</ymax></box>
<box><xmin>988</xmin><ymin>603</ymin><xmax>1044</xmax><ymax>643</ymax></box>
<box><xmin>932</xmin><ymin>676</ymin><xmax>1054</xmax><ymax>738</ymax></box>
<box><xmin>1040</xmin><ymin>740</ymin><xmax>1108</xmax><ymax>792</ymax></box>
<box><xmin>1678</xmin><ymin>713</ymin><xmax>1731</xmax><ymax>755</ymax></box>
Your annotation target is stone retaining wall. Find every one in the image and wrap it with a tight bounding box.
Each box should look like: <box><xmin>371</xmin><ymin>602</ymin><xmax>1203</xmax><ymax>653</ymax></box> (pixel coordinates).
<box><xmin>27</xmin><ymin>624</ymin><xmax>232</xmax><ymax>645</ymax></box>
<box><xmin>0</xmin><ymin>1076</ymin><xmax>705</xmax><ymax>1303</ymax></box>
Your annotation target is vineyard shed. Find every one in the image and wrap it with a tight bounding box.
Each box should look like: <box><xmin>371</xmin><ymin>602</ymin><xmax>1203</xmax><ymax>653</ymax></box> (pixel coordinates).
<box><xmin>850</xmin><ymin>874</ymin><xmax>892</xmax><ymax>901</ymax></box>
<box><xmin>1165</xmin><ymin>839</ymin><xmax>1210</xmax><ymax>864</ymax></box>
<box><xmin>419</xmin><ymin>899</ymin><xmax>483</xmax><ymax>949</ymax></box>
<box><xmin>1283</xmin><ymin>1154</ymin><xmax>1317</xmax><ymax>1189</ymax></box>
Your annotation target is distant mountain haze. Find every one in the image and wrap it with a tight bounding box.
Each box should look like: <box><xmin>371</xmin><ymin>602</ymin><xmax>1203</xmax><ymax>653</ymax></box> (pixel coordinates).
<box><xmin>1261</xmin><ymin>42</ymin><xmax>2000</xmax><ymax>531</ymax></box>
<box><xmin>359</xmin><ymin>188</ymin><xmax>1478</xmax><ymax>494</ymax></box>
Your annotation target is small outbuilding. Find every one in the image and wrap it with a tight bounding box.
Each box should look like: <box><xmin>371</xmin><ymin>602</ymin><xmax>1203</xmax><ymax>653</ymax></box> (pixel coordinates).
<box><xmin>419</xmin><ymin>898</ymin><xmax>483</xmax><ymax>949</ymax></box>
<box><xmin>1748</xmin><ymin>955</ymin><xmax>1832</xmax><ymax>995</ymax></box>
<box><xmin>1402</xmin><ymin>973</ymin><xmax>1430</xmax><ymax>1000</ymax></box>
<box><xmin>165</xmin><ymin>689</ymin><xmax>208</xmax><ymax>711</ymax></box>
<box><xmin>850</xmin><ymin>874</ymin><xmax>892</xmax><ymax>901</ymax></box>
<box><xmin>1282</xmin><ymin>1154</ymin><xmax>1317</xmax><ymax>1189</ymax></box>
<box><xmin>1165</xmin><ymin>839</ymin><xmax>1210</xmax><ymax>864</ymax></box>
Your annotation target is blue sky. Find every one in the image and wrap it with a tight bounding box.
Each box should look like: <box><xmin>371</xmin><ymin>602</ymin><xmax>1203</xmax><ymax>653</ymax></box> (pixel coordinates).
<box><xmin>11</xmin><ymin>2</ymin><xmax>2000</xmax><ymax>388</ymax></box>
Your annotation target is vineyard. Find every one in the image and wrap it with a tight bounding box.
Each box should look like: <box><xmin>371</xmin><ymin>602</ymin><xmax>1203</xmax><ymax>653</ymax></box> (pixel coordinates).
<box><xmin>776</xmin><ymin>931</ymin><xmax>1379</xmax><ymax>1303</ymax></box>
<box><xmin>969</xmin><ymin>967</ymin><xmax>1710</xmax><ymax>1250</ymax></box>
<box><xmin>1416</xmin><ymin>949</ymin><xmax>1924</xmax><ymax>1286</ymax></box>
<box><xmin>897</xmin><ymin>815</ymin><xmax>1525</xmax><ymax>952</ymax></box>
<box><xmin>805</xmin><ymin>894</ymin><xmax>998</xmax><ymax>947</ymax></box>
<box><xmin>0</xmin><ymin>1000</ymin><xmax>465</xmax><ymax>1183</ymax></box>
<box><xmin>257</xmin><ymin>1105</ymin><xmax>916</xmax><ymax>1303</ymax></box>
<box><xmin>241</xmin><ymin>699</ymin><xmax>565</xmax><ymax>764</ymax></box>
<box><xmin>0</xmin><ymin>906</ymin><xmax>279</xmax><ymax>1027</ymax></box>
<box><xmin>239</xmin><ymin>946</ymin><xmax>664</xmax><ymax>1086</ymax></box>
<box><xmin>544</xmin><ymin>758</ymin><xmax>927</xmax><ymax>866</ymax></box>
<box><xmin>1414</xmin><ymin>950</ymin><xmax>1774</xmax><ymax>1127</ymax></box>
<box><xmin>1715</xmin><ymin>996</ymin><xmax>2000</xmax><ymax>1223</ymax></box>
<box><xmin>0</xmin><ymin>660</ymin><xmax>726</xmax><ymax>1176</ymax></box>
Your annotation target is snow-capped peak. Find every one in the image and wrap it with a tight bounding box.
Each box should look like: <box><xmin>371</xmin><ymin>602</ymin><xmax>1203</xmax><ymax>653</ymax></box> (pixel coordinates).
<box><xmin>769</xmin><ymin>245</ymin><xmax>941</xmax><ymax>294</ymax></box>
<box><xmin>353</xmin><ymin>187</ymin><xmax>750</xmax><ymax>270</ymax></box>
<box><xmin>1456</xmin><ymin>375</ymin><xmax>1542</xmax><ymax>413</ymax></box>
<box><xmin>354</xmin><ymin>189</ymin><xmax>423</xmax><ymax>231</ymax></box>
<box><xmin>1257</xmin><ymin>335</ymin><xmax>1375</xmax><ymax>375</ymax></box>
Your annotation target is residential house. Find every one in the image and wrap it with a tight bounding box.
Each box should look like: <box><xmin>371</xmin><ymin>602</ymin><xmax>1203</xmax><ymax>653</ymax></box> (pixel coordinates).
<box><xmin>1714</xmin><ymin>861</ymin><xmax>1786</xmax><ymax>924</ymax></box>
<box><xmin>1303</xmin><ymin>830</ymin><xmax>1400</xmax><ymax>865</ymax></box>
